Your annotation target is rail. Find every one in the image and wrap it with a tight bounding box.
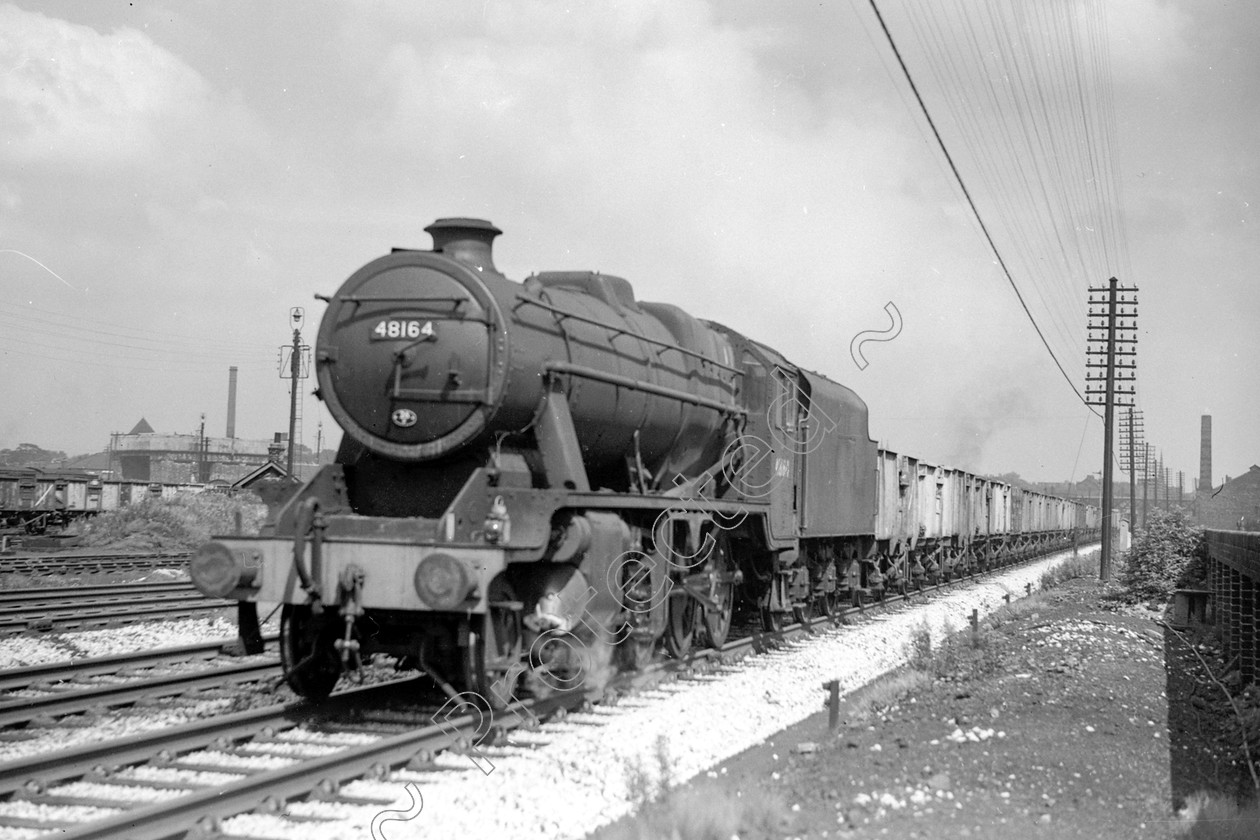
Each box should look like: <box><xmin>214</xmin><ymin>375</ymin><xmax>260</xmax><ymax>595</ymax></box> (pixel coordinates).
<box><xmin>1204</xmin><ymin>530</ymin><xmax>1260</xmax><ymax>683</ymax></box>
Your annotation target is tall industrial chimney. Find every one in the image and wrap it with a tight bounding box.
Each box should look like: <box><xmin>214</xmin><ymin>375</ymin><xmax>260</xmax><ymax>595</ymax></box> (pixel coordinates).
<box><xmin>1199</xmin><ymin>414</ymin><xmax>1211</xmax><ymax>495</ymax></box>
<box><xmin>227</xmin><ymin>366</ymin><xmax>238</xmax><ymax>439</ymax></box>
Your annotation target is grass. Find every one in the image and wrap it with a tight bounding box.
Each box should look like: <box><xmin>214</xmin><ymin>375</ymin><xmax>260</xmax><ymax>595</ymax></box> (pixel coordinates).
<box><xmin>605</xmin><ymin>782</ymin><xmax>788</xmax><ymax>840</ymax></box>
<box><xmin>1040</xmin><ymin>548</ymin><xmax>1099</xmax><ymax>589</ymax></box>
<box><xmin>847</xmin><ymin>669</ymin><xmax>932</xmax><ymax>725</ymax></box>
<box><xmin>598</xmin><ymin>734</ymin><xmax>789</xmax><ymax>840</ymax></box>
<box><xmin>895</xmin><ymin>550</ymin><xmax>1103</xmax><ymax>692</ymax></box>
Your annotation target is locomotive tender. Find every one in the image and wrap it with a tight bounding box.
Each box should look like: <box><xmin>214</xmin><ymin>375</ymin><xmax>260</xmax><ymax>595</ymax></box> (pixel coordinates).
<box><xmin>190</xmin><ymin>218</ymin><xmax>1097</xmax><ymax>703</ymax></box>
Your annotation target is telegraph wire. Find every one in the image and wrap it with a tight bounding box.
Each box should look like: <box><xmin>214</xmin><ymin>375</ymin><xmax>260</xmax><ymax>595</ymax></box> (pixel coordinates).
<box><xmin>0</xmin><ymin>312</ymin><xmax>273</xmax><ymax>361</ymax></box>
<box><xmin>0</xmin><ymin>301</ymin><xmax>277</xmax><ymax>352</ymax></box>
<box><xmin>866</xmin><ymin>0</ymin><xmax>1101</xmax><ymax>417</ymax></box>
<box><xmin>902</xmin><ymin>0</ymin><xmax>1091</xmax><ymax>356</ymax></box>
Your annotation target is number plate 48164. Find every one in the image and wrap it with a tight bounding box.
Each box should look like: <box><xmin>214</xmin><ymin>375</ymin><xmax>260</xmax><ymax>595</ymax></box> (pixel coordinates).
<box><xmin>371</xmin><ymin>320</ymin><xmax>435</xmax><ymax>341</ymax></box>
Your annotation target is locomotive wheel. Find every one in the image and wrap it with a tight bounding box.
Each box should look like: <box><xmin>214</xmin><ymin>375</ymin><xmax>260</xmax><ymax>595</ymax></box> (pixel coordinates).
<box><xmin>279</xmin><ymin>604</ymin><xmax>342</xmax><ymax>701</ymax></box>
<box><xmin>662</xmin><ymin>525</ymin><xmax>699</xmax><ymax>658</ymax></box>
<box><xmin>618</xmin><ymin>553</ymin><xmax>659</xmax><ymax>671</ymax></box>
<box><xmin>461</xmin><ymin>582</ymin><xmax>522</xmax><ymax>709</ymax></box>
<box><xmin>460</xmin><ymin>618</ymin><xmax>490</xmax><ymax>703</ymax></box>
<box><xmin>620</xmin><ymin>632</ymin><xmax>656</xmax><ymax>671</ymax></box>
<box><xmin>792</xmin><ymin>599</ymin><xmax>812</xmax><ymax>626</ymax></box>
<box><xmin>813</xmin><ymin>589</ymin><xmax>837</xmax><ymax>619</ymax></box>
<box><xmin>760</xmin><ymin>606</ymin><xmax>785</xmax><ymax>633</ymax></box>
<box><xmin>701</xmin><ymin>533</ymin><xmax>736</xmax><ymax>648</ymax></box>
<box><xmin>664</xmin><ymin>592</ymin><xmax>699</xmax><ymax>658</ymax></box>
<box><xmin>811</xmin><ymin>581</ymin><xmax>831</xmax><ymax>622</ymax></box>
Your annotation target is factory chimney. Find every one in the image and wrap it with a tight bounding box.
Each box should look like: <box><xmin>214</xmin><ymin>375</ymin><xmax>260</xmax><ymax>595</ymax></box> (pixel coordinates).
<box><xmin>227</xmin><ymin>366</ymin><xmax>238</xmax><ymax>439</ymax></box>
<box><xmin>1199</xmin><ymin>414</ymin><xmax>1211</xmax><ymax>495</ymax></box>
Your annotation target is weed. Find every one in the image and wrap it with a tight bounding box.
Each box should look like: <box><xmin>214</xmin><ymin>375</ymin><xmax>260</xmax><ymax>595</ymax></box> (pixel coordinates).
<box><xmin>608</xmin><ymin>733</ymin><xmax>789</xmax><ymax>840</ymax></box>
<box><xmin>623</xmin><ymin>756</ymin><xmax>653</xmax><ymax>808</ymax></box>
<box><xmin>905</xmin><ymin>622</ymin><xmax>932</xmax><ymax>671</ymax></box>
<box><xmin>925</xmin><ymin>621</ymin><xmax>1005</xmax><ymax>683</ymax></box>
<box><xmin>604</xmin><ymin>780</ymin><xmax>788</xmax><ymax>840</ymax></box>
<box><xmin>1116</xmin><ymin>510</ymin><xmax>1206</xmax><ymax>601</ymax></box>
<box><xmin>988</xmin><ymin>593</ymin><xmax>1046</xmax><ymax>629</ymax></box>
<box><xmin>1040</xmin><ymin>550</ymin><xmax>1099</xmax><ymax>589</ymax></box>
<box><xmin>79</xmin><ymin>492</ymin><xmax>267</xmax><ymax>551</ymax></box>
<box><xmin>623</xmin><ymin>733</ymin><xmax>674</xmax><ymax>806</ymax></box>
<box><xmin>1176</xmin><ymin>791</ymin><xmax>1260</xmax><ymax>839</ymax></box>
<box><xmin>654</xmin><ymin>734</ymin><xmax>673</xmax><ymax>798</ymax></box>
<box><xmin>863</xmin><ymin>670</ymin><xmax>930</xmax><ymax>716</ymax></box>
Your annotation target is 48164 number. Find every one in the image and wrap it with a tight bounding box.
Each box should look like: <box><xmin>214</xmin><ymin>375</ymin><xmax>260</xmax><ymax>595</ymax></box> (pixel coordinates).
<box><xmin>371</xmin><ymin>320</ymin><xmax>435</xmax><ymax>341</ymax></box>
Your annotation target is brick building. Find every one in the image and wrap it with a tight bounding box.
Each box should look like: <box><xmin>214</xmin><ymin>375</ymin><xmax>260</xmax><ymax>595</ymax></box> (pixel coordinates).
<box><xmin>1197</xmin><ymin>465</ymin><xmax>1260</xmax><ymax>531</ymax></box>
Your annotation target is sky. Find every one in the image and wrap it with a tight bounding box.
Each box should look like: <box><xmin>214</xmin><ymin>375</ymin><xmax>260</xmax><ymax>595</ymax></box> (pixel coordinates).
<box><xmin>0</xmin><ymin>0</ymin><xmax>1255</xmax><ymax>490</ymax></box>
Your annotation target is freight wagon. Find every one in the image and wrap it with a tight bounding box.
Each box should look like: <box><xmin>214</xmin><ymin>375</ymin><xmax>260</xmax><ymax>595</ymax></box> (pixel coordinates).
<box><xmin>0</xmin><ymin>467</ymin><xmax>203</xmax><ymax>533</ymax></box>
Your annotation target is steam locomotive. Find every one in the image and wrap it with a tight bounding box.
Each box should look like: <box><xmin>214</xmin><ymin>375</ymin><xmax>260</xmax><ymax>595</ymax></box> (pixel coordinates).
<box><xmin>190</xmin><ymin>218</ymin><xmax>1097</xmax><ymax>703</ymax></box>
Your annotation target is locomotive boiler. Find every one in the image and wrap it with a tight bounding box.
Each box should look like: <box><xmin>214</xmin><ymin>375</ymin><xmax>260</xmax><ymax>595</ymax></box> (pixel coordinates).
<box><xmin>190</xmin><ymin>217</ymin><xmax>1090</xmax><ymax>704</ymax></box>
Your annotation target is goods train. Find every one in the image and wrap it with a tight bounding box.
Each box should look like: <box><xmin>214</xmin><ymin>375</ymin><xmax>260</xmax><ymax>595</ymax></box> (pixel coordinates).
<box><xmin>0</xmin><ymin>467</ymin><xmax>203</xmax><ymax>534</ymax></box>
<box><xmin>190</xmin><ymin>218</ymin><xmax>1098</xmax><ymax>703</ymax></box>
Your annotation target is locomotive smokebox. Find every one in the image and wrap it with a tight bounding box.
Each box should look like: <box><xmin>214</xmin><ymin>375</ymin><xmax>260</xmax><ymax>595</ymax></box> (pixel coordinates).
<box><xmin>424</xmin><ymin>217</ymin><xmax>502</xmax><ymax>273</ymax></box>
<box><xmin>317</xmin><ymin>216</ymin><xmax>738</xmax><ymax>474</ymax></box>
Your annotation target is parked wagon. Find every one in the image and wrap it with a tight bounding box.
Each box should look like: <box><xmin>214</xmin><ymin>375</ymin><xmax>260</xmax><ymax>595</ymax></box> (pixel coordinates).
<box><xmin>0</xmin><ymin>467</ymin><xmax>203</xmax><ymax>533</ymax></box>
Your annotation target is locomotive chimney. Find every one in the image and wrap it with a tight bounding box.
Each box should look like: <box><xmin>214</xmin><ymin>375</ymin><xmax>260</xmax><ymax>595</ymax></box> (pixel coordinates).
<box><xmin>226</xmin><ymin>366</ymin><xmax>238</xmax><ymax>439</ymax></box>
<box><xmin>1199</xmin><ymin>414</ymin><xmax>1212</xmax><ymax>495</ymax></box>
<box><xmin>425</xmin><ymin>217</ymin><xmax>501</xmax><ymax>273</ymax></box>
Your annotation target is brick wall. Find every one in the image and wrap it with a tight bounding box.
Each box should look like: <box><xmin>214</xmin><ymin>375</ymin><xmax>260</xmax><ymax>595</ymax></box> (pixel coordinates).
<box><xmin>1197</xmin><ymin>466</ymin><xmax>1260</xmax><ymax>531</ymax></box>
<box><xmin>1205</xmin><ymin>531</ymin><xmax>1260</xmax><ymax>683</ymax></box>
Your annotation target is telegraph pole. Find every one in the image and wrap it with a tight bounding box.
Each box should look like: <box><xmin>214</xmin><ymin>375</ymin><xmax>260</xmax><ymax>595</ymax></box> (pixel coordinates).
<box><xmin>280</xmin><ymin>307</ymin><xmax>310</xmax><ymax>482</ymax></box>
<box><xmin>1121</xmin><ymin>407</ymin><xmax>1142</xmax><ymax>538</ymax></box>
<box><xmin>198</xmin><ymin>413</ymin><xmax>208</xmax><ymax>483</ymax></box>
<box><xmin>288</xmin><ymin>326</ymin><xmax>300</xmax><ymax>478</ymax></box>
<box><xmin>1143</xmin><ymin>442</ymin><xmax>1150</xmax><ymax>527</ymax></box>
<box><xmin>1161</xmin><ymin>453</ymin><xmax>1169</xmax><ymax>510</ymax></box>
<box><xmin>1086</xmin><ymin>278</ymin><xmax>1138</xmax><ymax>580</ymax></box>
<box><xmin>1156</xmin><ymin>453</ymin><xmax>1163</xmax><ymax>511</ymax></box>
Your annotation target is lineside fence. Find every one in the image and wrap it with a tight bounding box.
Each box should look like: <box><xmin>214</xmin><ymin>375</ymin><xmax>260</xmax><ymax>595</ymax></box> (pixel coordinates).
<box><xmin>1205</xmin><ymin>530</ymin><xmax>1260</xmax><ymax>684</ymax></box>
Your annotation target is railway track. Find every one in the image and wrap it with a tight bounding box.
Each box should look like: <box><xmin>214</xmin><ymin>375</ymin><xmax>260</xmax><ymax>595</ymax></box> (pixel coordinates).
<box><xmin>0</xmin><ymin>543</ymin><xmax>1091</xmax><ymax>839</ymax></box>
<box><xmin>0</xmin><ymin>582</ymin><xmax>230</xmax><ymax>634</ymax></box>
<box><xmin>0</xmin><ymin>638</ymin><xmax>279</xmax><ymax>694</ymax></box>
<box><xmin>0</xmin><ymin>581</ymin><xmax>194</xmax><ymax>605</ymax></box>
<box><xmin>0</xmin><ymin>677</ymin><xmax>533</xmax><ymax>839</ymax></box>
<box><xmin>0</xmin><ymin>551</ymin><xmax>190</xmax><ymax>579</ymax></box>
<box><xmin>0</xmin><ymin>638</ymin><xmax>282</xmax><ymax>730</ymax></box>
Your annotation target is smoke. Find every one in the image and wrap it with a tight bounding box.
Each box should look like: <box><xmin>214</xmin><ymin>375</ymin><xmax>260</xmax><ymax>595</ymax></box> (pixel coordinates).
<box><xmin>941</xmin><ymin>385</ymin><xmax>1036</xmax><ymax>471</ymax></box>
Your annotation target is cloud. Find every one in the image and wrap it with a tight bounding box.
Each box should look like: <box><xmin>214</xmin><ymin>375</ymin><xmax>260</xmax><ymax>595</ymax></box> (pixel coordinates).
<box><xmin>1</xmin><ymin>0</ymin><xmax>1251</xmax><ymax>483</ymax></box>
<box><xmin>0</xmin><ymin>4</ymin><xmax>211</xmax><ymax>167</ymax></box>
